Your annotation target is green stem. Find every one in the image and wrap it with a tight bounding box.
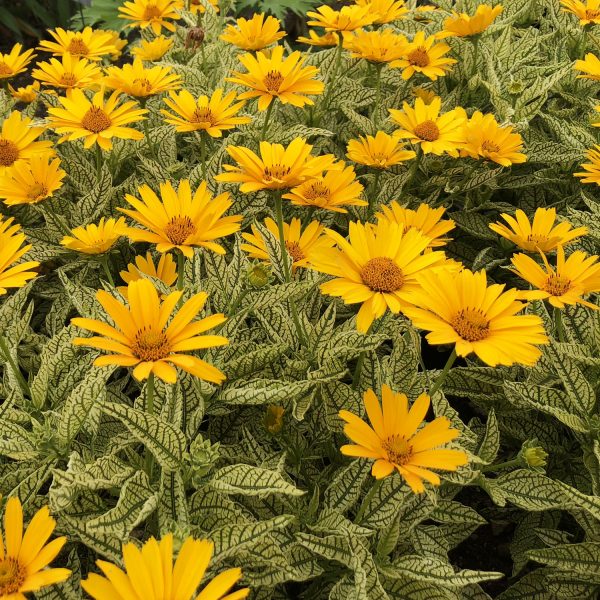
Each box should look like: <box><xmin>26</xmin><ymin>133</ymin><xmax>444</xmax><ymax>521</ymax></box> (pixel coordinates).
<box><xmin>95</xmin><ymin>145</ymin><xmax>102</xmax><ymax>180</ymax></box>
<box><xmin>355</xmin><ymin>479</ymin><xmax>383</xmax><ymax>525</ymax></box>
<box><xmin>198</xmin><ymin>131</ymin><xmax>207</xmax><ymax>179</ymax></box>
<box><xmin>0</xmin><ymin>334</ymin><xmax>31</xmax><ymax>400</ymax></box>
<box><xmin>371</xmin><ymin>64</ymin><xmax>383</xmax><ymax>128</ymax></box>
<box><xmin>368</xmin><ymin>170</ymin><xmax>381</xmax><ymax>217</ymax></box>
<box><xmin>143</xmin><ymin>118</ymin><xmax>156</xmax><ymax>160</ymax></box>
<box><xmin>321</xmin><ymin>36</ymin><xmax>344</xmax><ymax>112</ymax></box>
<box><xmin>554</xmin><ymin>307</ymin><xmax>566</xmax><ymax>343</ymax></box>
<box><xmin>352</xmin><ymin>323</ymin><xmax>373</xmax><ymax>390</ymax></box>
<box><xmin>99</xmin><ymin>255</ymin><xmax>115</xmax><ymax>287</ymax></box>
<box><xmin>260</xmin><ymin>99</ymin><xmax>276</xmax><ymax>141</ymax></box>
<box><xmin>429</xmin><ymin>349</ymin><xmax>457</xmax><ymax>397</ymax></box>
<box><xmin>404</xmin><ymin>147</ymin><xmax>422</xmax><ymax>192</ymax></box>
<box><xmin>472</xmin><ymin>35</ymin><xmax>480</xmax><ymax>77</ymax></box>
<box><xmin>481</xmin><ymin>457</ymin><xmax>522</xmax><ymax>473</ymax></box>
<box><xmin>177</xmin><ymin>250</ymin><xmax>185</xmax><ymax>298</ymax></box>
<box><xmin>144</xmin><ymin>373</ymin><xmax>156</xmax><ymax>478</ymax></box>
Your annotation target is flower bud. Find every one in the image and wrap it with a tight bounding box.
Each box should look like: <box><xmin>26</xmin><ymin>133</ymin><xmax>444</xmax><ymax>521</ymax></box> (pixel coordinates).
<box><xmin>520</xmin><ymin>439</ymin><xmax>548</xmax><ymax>470</ymax></box>
<box><xmin>265</xmin><ymin>404</ymin><xmax>284</xmax><ymax>434</ymax></box>
<box><xmin>247</xmin><ymin>263</ymin><xmax>271</xmax><ymax>288</ymax></box>
<box><xmin>185</xmin><ymin>27</ymin><xmax>205</xmax><ymax>50</ymax></box>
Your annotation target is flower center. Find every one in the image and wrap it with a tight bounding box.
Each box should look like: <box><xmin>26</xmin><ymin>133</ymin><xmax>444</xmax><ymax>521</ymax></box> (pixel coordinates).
<box><xmin>382</xmin><ymin>434</ymin><xmax>413</xmax><ymax>465</ymax></box>
<box><xmin>526</xmin><ymin>233</ymin><xmax>549</xmax><ymax>246</ymax></box>
<box><xmin>263</xmin><ymin>163</ymin><xmax>291</xmax><ymax>183</ymax></box>
<box><xmin>67</xmin><ymin>38</ymin><xmax>89</xmax><ymax>56</ymax></box>
<box><xmin>132</xmin><ymin>327</ymin><xmax>171</xmax><ymax>361</ymax></box>
<box><xmin>285</xmin><ymin>241</ymin><xmax>305</xmax><ymax>263</ymax></box>
<box><xmin>81</xmin><ymin>107</ymin><xmax>112</xmax><ymax>133</ymax></box>
<box><xmin>264</xmin><ymin>70</ymin><xmax>284</xmax><ymax>93</ymax></box>
<box><xmin>133</xmin><ymin>77</ymin><xmax>154</xmax><ymax>94</ymax></box>
<box><xmin>586</xmin><ymin>9</ymin><xmax>600</xmax><ymax>18</ymax></box>
<box><xmin>451</xmin><ymin>308</ymin><xmax>490</xmax><ymax>342</ymax></box>
<box><xmin>164</xmin><ymin>215</ymin><xmax>197</xmax><ymax>245</ymax></box>
<box><xmin>407</xmin><ymin>47</ymin><xmax>430</xmax><ymax>67</ymax></box>
<box><xmin>27</xmin><ymin>183</ymin><xmax>49</xmax><ymax>202</ymax></box>
<box><xmin>0</xmin><ymin>62</ymin><xmax>13</xmax><ymax>76</ymax></box>
<box><xmin>413</xmin><ymin>120</ymin><xmax>440</xmax><ymax>142</ymax></box>
<box><xmin>482</xmin><ymin>140</ymin><xmax>500</xmax><ymax>153</ymax></box>
<box><xmin>544</xmin><ymin>274</ymin><xmax>572</xmax><ymax>296</ymax></box>
<box><xmin>303</xmin><ymin>181</ymin><xmax>330</xmax><ymax>204</ymax></box>
<box><xmin>143</xmin><ymin>4</ymin><xmax>163</xmax><ymax>19</ymax></box>
<box><xmin>191</xmin><ymin>106</ymin><xmax>217</xmax><ymax>126</ymax></box>
<box><xmin>60</xmin><ymin>72</ymin><xmax>77</xmax><ymax>87</ymax></box>
<box><xmin>360</xmin><ymin>257</ymin><xmax>404</xmax><ymax>293</ymax></box>
<box><xmin>0</xmin><ymin>558</ymin><xmax>26</xmax><ymax>595</ymax></box>
<box><xmin>0</xmin><ymin>140</ymin><xmax>19</xmax><ymax>166</ymax></box>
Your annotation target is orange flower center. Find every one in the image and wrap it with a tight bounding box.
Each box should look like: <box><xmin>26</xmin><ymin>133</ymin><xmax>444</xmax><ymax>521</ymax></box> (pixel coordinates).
<box><xmin>81</xmin><ymin>107</ymin><xmax>112</xmax><ymax>133</ymax></box>
<box><xmin>264</xmin><ymin>70</ymin><xmax>284</xmax><ymax>93</ymax></box>
<box><xmin>143</xmin><ymin>4</ymin><xmax>163</xmax><ymax>19</ymax></box>
<box><xmin>369</xmin><ymin>152</ymin><xmax>391</xmax><ymax>165</ymax></box>
<box><xmin>407</xmin><ymin>47</ymin><xmax>430</xmax><ymax>67</ymax></box>
<box><xmin>0</xmin><ymin>140</ymin><xmax>19</xmax><ymax>166</ymax></box>
<box><xmin>382</xmin><ymin>434</ymin><xmax>413</xmax><ymax>465</ymax></box>
<box><xmin>263</xmin><ymin>163</ymin><xmax>291</xmax><ymax>183</ymax></box>
<box><xmin>482</xmin><ymin>140</ymin><xmax>500</xmax><ymax>153</ymax></box>
<box><xmin>191</xmin><ymin>106</ymin><xmax>217</xmax><ymax>126</ymax></box>
<box><xmin>285</xmin><ymin>241</ymin><xmax>305</xmax><ymax>263</ymax></box>
<box><xmin>303</xmin><ymin>180</ymin><xmax>330</xmax><ymax>204</ymax></box>
<box><xmin>132</xmin><ymin>327</ymin><xmax>171</xmax><ymax>361</ymax></box>
<box><xmin>586</xmin><ymin>9</ymin><xmax>600</xmax><ymax>19</ymax></box>
<box><xmin>0</xmin><ymin>557</ymin><xmax>26</xmax><ymax>595</ymax></box>
<box><xmin>0</xmin><ymin>62</ymin><xmax>13</xmax><ymax>76</ymax></box>
<box><xmin>451</xmin><ymin>308</ymin><xmax>490</xmax><ymax>342</ymax></box>
<box><xmin>67</xmin><ymin>38</ymin><xmax>90</xmax><ymax>56</ymax></box>
<box><xmin>361</xmin><ymin>257</ymin><xmax>404</xmax><ymax>292</ymax></box>
<box><xmin>164</xmin><ymin>215</ymin><xmax>197</xmax><ymax>245</ymax></box>
<box><xmin>413</xmin><ymin>120</ymin><xmax>440</xmax><ymax>142</ymax></box>
<box><xmin>60</xmin><ymin>72</ymin><xmax>78</xmax><ymax>87</ymax></box>
<box><xmin>544</xmin><ymin>274</ymin><xmax>572</xmax><ymax>296</ymax></box>
<box><xmin>133</xmin><ymin>77</ymin><xmax>154</xmax><ymax>93</ymax></box>
<box><xmin>526</xmin><ymin>233</ymin><xmax>550</xmax><ymax>246</ymax></box>
<box><xmin>27</xmin><ymin>183</ymin><xmax>49</xmax><ymax>203</ymax></box>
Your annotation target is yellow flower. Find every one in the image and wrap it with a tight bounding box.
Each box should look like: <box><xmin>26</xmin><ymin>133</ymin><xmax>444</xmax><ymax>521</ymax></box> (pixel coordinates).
<box><xmin>221</xmin><ymin>13</ymin><xmax>286</xmax><ymax>51</ymax></box>
<box><xmin>216</xmin><ymin>137</ymin><xmax>336</xmax><ymax>192</ymax></box>
<box><xmin>0</xmin><ymin>497</ymin><xmax>70</xmax><ymax>597</ymax></box>
<box><xmin>489</xmin><ymin>207</ymin><xmax>587</xmax><ymax>252</ymax></box>
<box><xmin>306</xmin><ymin>4</ymin><xmax>375</xmax><ymax>31</ymax></box>
<box><xmin>296</xmin><ymin>30</ymin><xmax>340</xmax><ymax>47</ymax></box>
<box><xmin>0</xmin><ymin>110</ymin><xmax>55</xmax><ymax>175</ymax></box>
<box><xmin>412</xmin><ymin>86</ymin><xmax>437</xmax><ymax>104</ymax></box>
<box><xmin>81</xmin><ymin>533</ymin><xmax>247</xmax><ymax>600</ymax></box>
<box><xmin>346</xmin><ymin>130</ymin><xmax>416</xmax><ymax>168</ymax></box>
<box><xmin>227</xmin><ymin>46</ymin><xmax>324</xmax><ymax>111</ymax></box>
<box><xmin>104</xmin><ymin>58</ymin><xmax>181</xmax><ymax>98</ymax></box>
<box><xmin>8</xmin><ymin>81</ymin><xmax>40</xmax><ymax>104</ymax></box>
<box><xmin>161</xmin><ymin>88</ymin><xmax>251</xmax><ymax>136</ymax></box>
<box><xmin>414</xmin><ymin>4</ymin><xmax>438</xmax><ymax>22</ymax></box>
<box><xmin>118</xmin><ymin>251</ymin><xmax>178</xmax><ymax>297</ymax></box>
<box><xmin>72</xmin><ymin>278</ymin><xmax>228</xmax><ymax>383</ymax></box>
<box><xmin>403</xmin><ymin>269</ymin><xmax>549</xmax><ymax>367</ymax></box>
<box><xmin>443</xmin><ymin>4</ymin><xmax>504</xmax><ymax>37</ymax></box>
<box><xmin>283</xmin><ymin>164</ymin><xmax>366</xmax><ymax>213</ymax></box>
<box><xmin>47</xmin><ymin>88</ymin><xmax>147</xmax><ymax>150</ymax></box>
<box><xmin>119</xmin><ymin>0</ymin><xmax>183</xmax><ymax>35</ymax></box>
<box><xmin>461</xmin><ymin>111</ymin><xmax>526</xmax><ymax>166</ymax></box>
<box><xmin>308</xmin><ymin>220</ymin><xmax>446</xmax><ymax>332</ymax></box>
<box><xmin>561</xmin><ymin>0</ymin><xmax>600</xmax><ymax>25</ymax></box>
<box><xmin>390</xmin><ymin>31</ymin><xmax>456</xmax><ymax>81</ymax></box>
<box><xmin>339</xmin><ymin>385</ymin><xmax>468</xmax><ymax>492</ymax></box>
<box><xmin>31</xmin><ymin>53</ymin><xmax>103</xmax><ymax>90</ymax></box>
<box><xmin>0</xmin><ymin>154</ymin><xmax>66</xmax><ymax>206</ymax></box>
<box><xmin>511</xmin><ymin>246</ymin><xmax>600</xmax><ymax>310</ymax></box>
<box><xmin>574</xmin><ymin>52</ymin><xmax>600</xmax><ymax>80</ymax></box>
<box><xmin>241</xmin><ymin>217</ymin><xmax>334</xmax><ymax>270</ymax></box>
<box><xmin>189</xmin><ymin>0</ymin><xmax>219</xmax><ymax>14</ymax></box>
<box><xmin>575</xmin><ymin>145</ymin><xmax>600</xmax><ymax>184</ymax></box>
<box><xmin>0</xmin><ymin>217</ymin><xmax>39</xmax><ymax>295</ymax></box>
<box><xmin>61</xmin><ymin>217</ymin><xmax>128</xmax><ymax>255</ymax></box>
<box><xmin>343</xmin><ymin>29</ymin><xmax>408</xmax><ymax>64</ymax></box>
<box><xmin>355</xmin><ymin>0</ymin><xmax>408</xmax><ymax>24</ymax></box>
<box><xmin>389</xmin><ymin>96</ymin><xmax>467</xmax><ymax>157</ymax></box>
<box><xmin>131</xmin><ymin>35</ymin><xmax>174</xmax><ymax>61</ymax></box>
<box><xmin>37</xmin><ymin>27</ymin><xmax>120</xmax><ymax>61</ymax></box>
<box><xmin>0</xmin><ymin>43</ymin><xmax>36</xmax><ymax>80</ymax></box>
<box><xmin>120</xmin><ymin>179</ymin><xmax>241</xmax><ymax>258</ymax></box>
<box><xmin>105</xmin><ymin>30</ymin><xmax>128</xmax><ymax>60</ymax></box>
<box><xmin>376</xmin><ymin>201</ymin><xmax>455</xmax><ymax>248</ymax></box>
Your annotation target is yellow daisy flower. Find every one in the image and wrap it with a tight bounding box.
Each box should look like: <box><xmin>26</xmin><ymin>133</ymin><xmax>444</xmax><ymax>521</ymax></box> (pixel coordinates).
<box><xmin>161</xmin><ymin>88</ymin><xmax>251</xmax><ymax>136</ymax></box>
<box><xmin>72</xmin><ymin>278</ymin><xmax>228</xmax><ymax>383</ymax></box>
<box><xmin>8</xmin><ymin>81</ymin><xmax>40</xmax><ymax>104</ymax></box>
<box><xmin>343</xmin><ymin>29</ymin><xmax>408</xmax><ymax>64</ymax></box>
<box><xmin>37</xmin><ymin>27</ymin><xmax>119</xmax><ymax>61</ymax></box>
<box><xmin>414</xmin><ymin>4</ymin><xmax>438</xmax><ymax>22</ymax></box>
<box><xmin>389</xmin><ymin>96</ymin><xmax>467</xmax><ymax>157</ymax></box>
<box><xmin>376</xmin><ymin>201</ymin><xmax>455</xmax><ymax>248</ymax></box>
<box><xmin>221</xmin><ymin>13</ymin><xmax>286</xmax><ymax>51</ymax></box>
<box><xmin>0</xmin><ymin>110</ymin><xmax>55</xmax><ymax>175</ymax></box>
<box><xmin>119</xmin><ymin>0</ymin><xmax>183</xmax><ymax>34</ymax></box>
<box><xmin>412</xmin><ymin>86</ymin><xmax>437</xmax><ymax>104</ymax></box>
<box><xmin>189</xmin><ymin>0</ymin><xmax>219</xmax><ymax>14</ymax></box>
<box><xmin>283</xmin><ymin>164</ymin><xmax>366</xmax><ymax>213</ymax></box>
<box><xmin>120</xmin><ymin>179</ymin><xmax>241</xmax><ymax>258</ymax></box>
<box><xmin>296</xmin><ymin>30</ymin><xmax>340</xmax><ymax>47</ymax></box>
<box><xmin>131</xmin><ymin>35</ymin><xmax>174</xmax><ymax>61</ymax></box>
<box><xmin>511</xmin><ymin>246</ymin><xmax>600</xmax><ymax>310</ymax></box>
<box><xmin>574</xmin><ymin>52</ymin><xmax>600</xmax><ymax>80</ymax></box>
<box><xmin>403</xmin><ymin>269</ymin><xmax>549</xmax><ymax>367</ymax></box>
<box><xmin>355</xmin><ymin>0</ymin><xmax>409</xmax><ymax>24</ymax></box>
<box><xmin>81</xmin><ymin>534</ymin><xmax>247</xmax><ymax>600</ymax></box>
<box><xmin>0</xmin><ymin>43</ymin><xmax>36</xmax><ymax>80</ymax></box>
<box><xmin>390</xmin><ymin>31</ymin><xmax>456</xmax><ymax>81</ymax></box>
<box><xmin>227</xmin><ymin>46</ymin><xmax>324</xmax><ymax>111</ymax></box>
<box><xmin>0</xmin><ymin>497</ymin><xmax>71</xmax><ymax>597</ymax></box>
<box><xmin>443</xmin><ymin>4</ymin><xmax>504</xmax><ymax>37</ymax></box>
<box><xmin>306</xmin><ymin>4</ymin><xmax>375</xmax><ymax>32</ymax></box>
<box><xmin>118</xmin><ymin>251</ymin><xmax>178</xmax><ymax>297</ymax></box>
<box><xmin>61</xmin><ymin>217</ymin><xmax>128</xmax><ymax>255</ymax></box>
<box><xmin>339</xmin><ymin>385</ymin><xmax>468</xmax><ymax>492</ymax></box>
<box><xmin>0</xmin><ymin>154</ymin><xmax>66</xmax><ymax>206</ymax></box>
<box><xmin>31</xmin><ymin>53</ymin><xmax>103</xmax><ymax>90</ymax></box>
<box><xmin>241</xmin><ymin>217</ymin><xmax>334</xmax><ymax>270</ymax></box>
<box><xmin>0</xmin><ymin>217</ymin><xmax>39</xmax><ymax>295</ymax></box>
<box><xmin>103</xmin><ymin>58</ymin><xmax>181</xmax><ymax>98</ymax></box>
<box><xmin>561</xmin><ymin>0</ymin><xmax>600</xmax><ymax>25</ymax></box>
<box><xmin>346</xmin><ymin>130</ymin><xmax>416</xmax><ymax>168</ymax></box>
<box><xmin>216</xmin><ymin>137</ymin><xmax>337</xmax><ymax>192</ymax></box>
<box><xmin>489</xmin><ymin>207</ymin><xmax>587</xmax><ymax>252</ymax></box>
<box><xmin>575</xmin><ymin>145</ymin><xmax>600</xmax><ymax>184</ymax></box>
<box><xmin>46</xmin><ymin>88</ymin><xmax>147</xmax><ymax>150</ymax></box>
<box><xmin>461</xmin><ymin>111</ymin><xmax>526</xmax><ymax>166</ymax></box>
<box><xmin>105</xmin><ymin>30</ymin><xmax>128</xmax><ymax>60</ymax></box>
<box><xmin>308</xmin><ymin>220</ymin><xmax>446</xmax><ymax>332</ymax></box>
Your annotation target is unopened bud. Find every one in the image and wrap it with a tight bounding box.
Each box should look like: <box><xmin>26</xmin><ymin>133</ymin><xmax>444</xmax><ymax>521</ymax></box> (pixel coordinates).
<box><xmin>185</xmin><ymin>27</ymin><xmax>205</xmax><ymax>50</ymax></box>
<box><xmin>265</xmin><ymin>404</ymin><xmax>284</xmax><ymax>434</ymax></box>
<box><xmin>520</xmin><ymin>439</ymin><xmax>548</xmax><ymax>470</ymax></box>
<box><xmin>247</xmin><ymin>263</ymin><xmax>271</xmax><ymax>288</ymax></box>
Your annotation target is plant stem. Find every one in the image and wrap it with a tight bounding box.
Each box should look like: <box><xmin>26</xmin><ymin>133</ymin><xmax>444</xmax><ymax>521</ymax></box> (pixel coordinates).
<box><xmin>198</xmin><ymin>131</ymin><xmax>207</xmax><ymax>179</ymax></box>
<box><xmin>144</xmin><ymin>373</ymin><xmax>156</xmax><ymax>478</ymax></box>
<box><xmin>404</xmin><ymin>146</ymin><xmax>422</xmax><ymax>192</ymax></box>
<box><xmin>95</xmin><ymin>145</ymin><xmax>102</xmax><ymax>181</ymax></box>
<box><xmin>429</xmin><ymin>348</ymin><xmax>457</xmax><ymax>397</ymax></box>
<box><xmin>99</xmin><ymin>255</ymin><xmax>115</xmax><ymax>287</ymax></box>
<box><xmin>352</xmin><ymin>323</ymin><xmax>373</xmax><ymax>390</ymax></box>
<box><xmin>372</xmin><ymin>64</ymin><xmax>383</xmax><ymax>128</ymax></box>
<box><xmin>481</xmin><ymin>457</ymin><xmax>522</xmax><ymax>473</ymax></box>
<box><xmin>554</xmin><ymin>307</ymin><xmax>566</xmax><ymax>343</ymax></box>
<box><xmin>368</xmin><ymin>170</ymin><xmax>381</xmax><ymax>217</ymax></box>
<box><xmin>260</xmin><ymin>99</ymin><xmax>275</xmax><ymax>141</ymax></box>
<box><xmin>143</xmin><ymin>118</ymin><xmax>156</xmax><ymax>160</ymax></box>
<box><xmin>0</xmin><ymin>334</ymin><xmax>31</xmax><ymax>399</ymax></box>
<box><xmin>177</xmin><ymin>250</ymin><xmax>185</xmax><ymax>291</ymax></box>
<box><xmin>355</xmin><ymin>479</ymin><xmax>382</xmax><ymax>525</ymax></box>
<box><xmin>472</xmin><ymin>35</ymin><xmax>480</xmax><ymax>77</ymax></box>
<box><xmin>321</xmin><ymin>36</ymin><xmax>344</xmax><ymax>112</ymax></box>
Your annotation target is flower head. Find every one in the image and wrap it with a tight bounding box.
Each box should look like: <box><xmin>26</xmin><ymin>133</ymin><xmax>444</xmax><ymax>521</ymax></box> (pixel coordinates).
<box><xmin>390</xmin><ymin>31</ymin><xmax>456</xmax><ymax>81</ymax></box>
<box><xmin>296</xmin><ymin>30</ymin><xmax>340</xmax><ymax>47</ymax></box>
<box><xmin>104</xmin><ymin>58</ymin><xmax>181</xmax><ymax>98</ymax></box>
<box><xmin>340</xmin><ymin>385</ymin><xmax>468</xmax><ymax>492</ymax></box>
<box><xmin>161</xmin><ymin>88</ymin><xmax>251</xmax><ymax>136</ymax></box>
<box><xmin>343</xmin><ymin>29</ymin><xmax>408</xmax><ymax>64</ymax></box>
<box><xmin>118</xmin><ymin>252</ymin><xmax>178</xmax><ymax>297</ymax></box>
<box><xmin>574</xmin><ymin>52</ymin><xmax>600</xmax><ymax>80</ymax></box>
<box><xmin>9</xmin><ymin>81</ymin><xmax>40</xmax><ymax>104</ymax></box>
<box><xmin>131</xmin><ymin>36</ymin><xmax>174</xmax><ymax>61</ymax></box>
<box><xmin>72</xmin><ymin>279</ymin><xmax>228</xmax><ymax>383</ymax></box>
<box><xmin>189</xmin><ymin>0</ymin><xmax>219</xmax><ymax>14</ymax></box>
<box><xmin>489</xmin><ymin>208</ymin><xmax>587</xmax><ymax>252</ymax></box>
<box><xmin>355</xmin><ymin>0</ymin><xmax>409</xmax><ymax>24</ymax></box>
<box><xmin>119</xmin><ymin>0</ymin><xmax>183</xmax><ymax>35</ymax></box>
<box><xmin>0</xmin><ymin>43</ymin><xmax>36</xmax><ymax>80</ymax></box>
<box><xmin>61</xmin><ymin>217</ymin><xmax>128</xmax><ymax>255</ymax></box>
<box><xmin>221</xmin><ymin>13</ymin><xmax>286</xmax><ymax>51</ymax></box>
<box><xmin>0</xmin><ymin>217</ymin><xmax>39</xmax><ymax>295</ymax></box>
<box><xmin>37</xmin><ymin>27</ymin><xmax>120</xmax><ymax>61</ymax></box>
<box><xmin>47</xmin><ymin>88</ymin><xmax>147</xmax><ymax>150</ymax></box>
<box><xmin>32</xmin><ymin>52</ymin><xmax>103</xmax><ymax>90</ymax></box>
<box><xmin>575</xmin><ymin>145</ymin><xmax>600</xmax><ymax>185</ymax></box>
<box><xmin>443</xmin><ymin>4</ymin><xmax>504</xmax><ymax>37</ymax></box>
<box><xmin>403</xmin><ymin>269</ymin><xmax>549</xmax><ymax>367</ymax></box>
<box><xmin>121</xmin><ymin>180</ymin><xmax>241</xmax><ymax>258</ymax></box>
<box><xmin>561</xmin><ymin>0</ymin><xmax>600</xmax><ymax>25</ymax></box>
<box><xmin>306</xmin><ymin>4</ymin><xmax>375</xmax><ymax>31</ymax></box>
<box><xmin>227</xmin><ymin>46</ymin><xmax>324</xmax><ymax>111</ymax></box>
<box><xmin>346</xmin><ymin>130</ymin><xmax>416</xmax><ymax>168</ymax></box>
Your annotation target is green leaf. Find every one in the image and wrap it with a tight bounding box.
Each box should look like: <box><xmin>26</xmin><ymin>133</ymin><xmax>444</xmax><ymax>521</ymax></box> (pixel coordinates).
<box><xmin>527</xmin><ymin>542</ymin><xmax>600</xmax><ymax>579</ymax></box>
<box><xmin>210</xmin><ymin>464</ymin><xmax>305</xmax><ymax>496</ymax></box>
